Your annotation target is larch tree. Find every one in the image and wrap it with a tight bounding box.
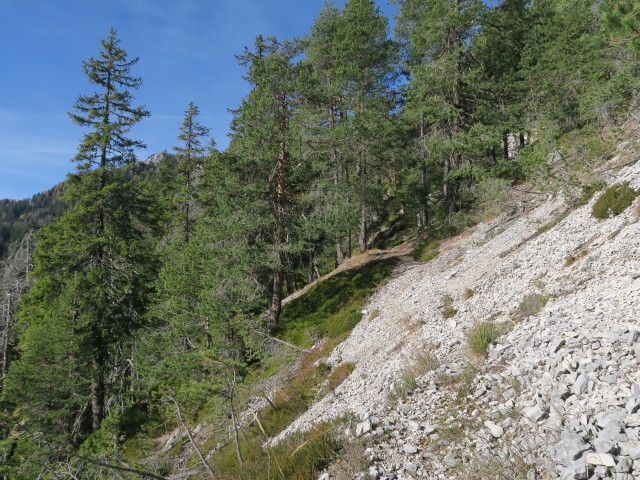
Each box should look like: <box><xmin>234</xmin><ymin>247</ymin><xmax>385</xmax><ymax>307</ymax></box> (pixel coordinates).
<box><xmin>5</xmin><ymin>29</ymin><xmax>156</xmax><ymax>439</ymax></box>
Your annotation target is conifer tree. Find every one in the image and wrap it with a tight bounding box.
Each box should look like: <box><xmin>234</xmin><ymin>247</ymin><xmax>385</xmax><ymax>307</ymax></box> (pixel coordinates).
<box><xmin>396</xmin><ymin>0</ymin><xmax>485</xmax><ymax>222</ymax></box>
<box><xmin>173</xmin><ymin>102</ymin><xmax>211</xmax><ymax>241</ymax></box>
<box><xmin>337</xmin><ymin>0</ymin><xmax>397</xmax><ymax>253</ymax></box>
<box><xmin>229</xmin><ymin>36</ymin><xmax>302</xmax><ymax>327</ymax></box>
<box><xmin>5</xmin><ymin>29</ymin><xmax>155</xmax><ymax>439</ymax></box>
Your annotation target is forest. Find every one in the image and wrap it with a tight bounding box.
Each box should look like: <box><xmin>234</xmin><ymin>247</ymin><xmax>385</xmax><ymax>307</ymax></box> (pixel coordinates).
<box><xmin>1</xmin><ymin>0</ymin><xmax>640</xmax><ymax>478</ymax></box>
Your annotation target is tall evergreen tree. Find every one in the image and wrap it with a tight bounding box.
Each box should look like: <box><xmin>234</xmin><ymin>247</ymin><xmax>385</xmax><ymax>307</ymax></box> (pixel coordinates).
<box><xmin>396</xmin><ymin>0</ymin><xmax>485</xmax><ymax>222</ymax></box>
<box><xmin>172</xmin><ymin>102</ymin><xmax>211</xmax><ymax>241</ymax></box>
<box><xmin>5</xmin><ymin>29</ymin><xmax>155</xmax><ymax>440</ymax></box>
<box><xmin>336</xmin><ymin>0</ymin><xmax>397</xmax><ymax>253</ymax></box>
<box><xmin>229</xmin><ymin>36</ymin><xmax>302</xmax><ymax>327</ymax></box>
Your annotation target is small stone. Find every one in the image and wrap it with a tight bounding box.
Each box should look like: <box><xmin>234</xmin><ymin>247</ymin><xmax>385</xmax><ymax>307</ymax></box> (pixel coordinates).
<box><xmin>356</xmin><ymin>419</ymin><xmax>372</xmax><ymax>437</ymax></box>
<box><xmin>526</xmin><ymin>403</ymin><xmax>549</xmax><ymax>422</ymax></box>
<box><xmin>615</xmin><ymin>457</ymin><xmax>632</xmax><ymax>473</ymax></box>
<box><xmin>443</xmin><ymin>453</ymin><xmax>457</xmax><ymax>468</ymax></box>
<box><xmin>484</xmin><ymin>420</ymin><xmax>504</xmax><ymax>438</ymax></box>
<box><xmin>586</xmin><ymin>452</ymin><xmax>616</xmax><ymax>467</ymax></box>
<box><xmin>318</xmin><ymin>474</ymin><xmax>330</xmax><ymax>480</ymax></box>
<box><xmin>404</xmin><ymin>463</ymin><xmax>419</xmax><ymax>473</ymax></box>
<box><xmin>561</xmin><ymin>461</ymin><xmax>589</xmax><ymax>480</ymax></box>
<box><xmin>549</xmin><ymin>429</ymin><xmax>590</xmax><ymax>466</ymax></box>
<box><xmin>573</xmin><ymin>374</ymin><xmax>590</xmax><ymax>395</ymax></box>
<box><xmin>407</xmin><ymin>420</ymin><xmax>421</xmax><ymax>432</ymax></box>
<box><xmin>402</xmin><ymin>444</ymin><xmax>419</xmax><ymax>454</ymax></box>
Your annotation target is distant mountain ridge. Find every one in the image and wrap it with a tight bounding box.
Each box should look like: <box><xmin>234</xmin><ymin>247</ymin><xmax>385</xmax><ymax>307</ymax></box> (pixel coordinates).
<box><xmin>0</xmin><ymin>154</ymin><xmax>170</xmax><ymax>261</ymax></box>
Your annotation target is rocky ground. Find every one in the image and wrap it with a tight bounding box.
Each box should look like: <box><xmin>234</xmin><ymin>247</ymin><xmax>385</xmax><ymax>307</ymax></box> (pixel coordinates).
<box><xmin>274</xmin><ymin>125</ymin><xmax>640</xmax><ymax>479</ymax></box>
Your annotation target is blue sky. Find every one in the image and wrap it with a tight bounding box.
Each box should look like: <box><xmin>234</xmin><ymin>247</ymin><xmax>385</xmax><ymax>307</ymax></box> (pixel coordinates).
<box><xmin>0</xmin><ymin>0</ymin><xmax>396</xmax><ymax>200</ymax></box>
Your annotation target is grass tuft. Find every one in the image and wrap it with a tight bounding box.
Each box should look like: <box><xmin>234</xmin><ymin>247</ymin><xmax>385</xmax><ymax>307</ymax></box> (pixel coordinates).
<box><xmin>466</xmin><ymin>321</ymin><xmax>502</xmax><ymax>357</ymax></box>
<box><xmin>514</xmin><ymin>293</ymin><xmax>548</xmax><ymax>320</ymax></box>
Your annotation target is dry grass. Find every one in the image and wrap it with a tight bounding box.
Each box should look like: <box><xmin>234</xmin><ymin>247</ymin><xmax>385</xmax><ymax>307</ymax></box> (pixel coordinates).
<box><xmin>457</xmin><ymin>438</ymin><xmax>549</xmax><ymax>480</ymax></box>
<box><xmin>514</xmin><ymin>293</ymin><xmax>548</xmax><ymax>321</ymax></box>
<box><xmin>441</xmin><ymin>294</ymin><xmax>457</xmax><ymax>319</ymax></box>
<box><xmin>332</xmin><ymin>441</ymin><xmax>369</xmax><ymax>480</ymax></box>
<box><xmin>326</xmin><ymin>362</ymin><xmax>356</xmax><ymax>392</ymax></box>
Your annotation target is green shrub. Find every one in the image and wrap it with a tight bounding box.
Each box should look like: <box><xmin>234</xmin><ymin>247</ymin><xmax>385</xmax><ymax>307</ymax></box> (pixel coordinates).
<box><xmin>466</xmin><ymin>321</ymin><xmax>502</xmax><ymax>357</ymax></box>
<box><xmin>515</xmin><ymin>293</ymin><xmax>548</xmax><ymax>320</ymax></box>
<box><xmin>592</xmin><ymin>182</ymin><xmax>639</xmax><ymax>219</ymax></box>
<box><xmin>463</xmin><ymin>288</ymin><xmax>475</xmax><ymax>299</ymax></box>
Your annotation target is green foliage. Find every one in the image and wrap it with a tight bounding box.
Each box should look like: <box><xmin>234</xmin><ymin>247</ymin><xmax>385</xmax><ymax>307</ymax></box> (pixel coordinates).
<box><xmin>412</xmin><ymin>238</ymin><xmax>438</xmax><ymax>261</ymax></box>
<box><xmin>466</xmin><ymin>321</ymin><xmax>503</xmax><ymax>357</ymax></box>
<box><xmin>274</xmin><ymin>257</ymin><xmax>398</xmax><ymax>347</ymax></box>
<box><xmin>515</xmin><ymin>293</ymin><xmax>549</xmax><ymax>320</ymax></box>
<box><xmin>211</xmin><ymin>422</ymin><xmax>342</xmax><ymax>480</ymax></box>
<box><xmin>602</xmin><ymin>0</ymin><xmax>640</xmax><ymax>50</ymax></box>
<box><xmin>591</xmin><ymin>182</ymin><xmax>639</xmax><ymax>218</ymax></box>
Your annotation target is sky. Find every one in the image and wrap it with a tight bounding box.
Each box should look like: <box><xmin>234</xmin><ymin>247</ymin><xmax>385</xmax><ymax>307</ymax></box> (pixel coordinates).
<box><xmin>0</xmin><ymin>0</ymin><xmax>397</xmax><ymax>200</ymax></box>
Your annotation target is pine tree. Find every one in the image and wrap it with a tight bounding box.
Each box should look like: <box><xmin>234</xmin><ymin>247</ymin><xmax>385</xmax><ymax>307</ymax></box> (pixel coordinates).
<box><xmin>396</xmin><ymin>0</ymin><xmax>485</xmax><ymax>222</ymax></box>
<box><xmin>4</xmin><ymin>29</ymin><xmax>156</xmax><ymax>440</ymax></box>
<box><xmin>229</xmin><ymin>36</ymin><xmax>302</xmax><ymax>327</ymax></box>
<box><xmin>336</xmin><ymin>0</ymin><xmax>397</xmax><ymax>253</ymax></box>
<box><xmin>603</xmin><ymin>0</ymin><xmax>640</xmax><ymax>50</ymax></box>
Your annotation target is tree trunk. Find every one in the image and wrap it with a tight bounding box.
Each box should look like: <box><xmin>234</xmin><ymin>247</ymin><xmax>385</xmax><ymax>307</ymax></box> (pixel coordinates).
<box><xmin>268</xmin><ymin>99</ymin><xmax>287</xmax><ymax>328</ymax></box>
<box><xmin>356</xmin><ymin>155</ymin><xmax>366</xmax><ymax>254</ymax></box>
<box><xmin>1</xmin><ymin>293</ymin><xmax>10</xmax><ymax>386</ymax></box>
<box><xmin>91</xmin><ymin>355</ymin><xmax>105</xmax><ymax>432</ymax></box>
<box><xmin>418</xmin><ymin>113</ymin><xmax>428</xmax><ymax>230</ymax></box>
<box><xmin>358</xmin><ymin>206</ymin><xmax>367</xmax><ymax>254</ymax></box>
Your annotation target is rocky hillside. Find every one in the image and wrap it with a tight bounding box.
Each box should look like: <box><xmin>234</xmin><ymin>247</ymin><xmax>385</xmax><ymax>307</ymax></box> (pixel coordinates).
<box><xmin>272</xmin><ymin>123</ymin><xmax>640</xmax><ymax>479</ymax></box>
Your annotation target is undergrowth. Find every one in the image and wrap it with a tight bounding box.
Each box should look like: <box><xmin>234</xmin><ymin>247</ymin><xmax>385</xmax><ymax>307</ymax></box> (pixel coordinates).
<box><xmin>466</xmin><ymin>321</ymin><xmax>504</xmax><ymax>357</ymax></box>
<box><xmin>412</xmin><ymin>238</ymin><xmax>439</xmax><ymax>261</ymax></box>
<box><xmin>274</xmin><ymin>257</ymin><xmax>399</xmax><ymax>348</ymax></box>
<box><xmin>591</xmin><ymin>182</ymin><xmax>639</xmax><ymax>219</ymax></box>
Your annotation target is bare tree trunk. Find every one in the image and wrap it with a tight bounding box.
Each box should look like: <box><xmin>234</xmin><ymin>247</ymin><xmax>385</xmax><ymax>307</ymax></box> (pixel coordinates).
<box><xmin>356</xmin><ymin>156</ymin><xmax>366</xmax><ymax>254</ymax></box>
<box><xmin>227</xmin><ymin>371</ymin><xmax>243</xmax><ymax>467</ymax></box>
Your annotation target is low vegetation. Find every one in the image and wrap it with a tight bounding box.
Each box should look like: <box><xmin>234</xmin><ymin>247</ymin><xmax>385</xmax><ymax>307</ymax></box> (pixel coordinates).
<box><xmin>591</xmin><ymin>182</ymin><xmax>639</xmax><ymax>219</ymax></box>
<box><xmin>441</xmin><ymin>294</ymin><xmax>457</xmax><ymax>319</ymax></box>
<box><xmin>515</xmin><ymin>293</ymin><xmax>548</xmax><ymax>320</ymax></box>
<box><xmin>274</xmin><ymin>258</ymin><xmax>399</xmax><ymax>348</ymax></box>
<box><xmin>576</xmin><ymin>180</ymin><xmax>607</xmax><ymax>206</ymax></box>
<box><xmin>412</xmin><ymin>238</ymin><xmax>439</xmax><ymax>262</ymax></box>
<box><xmin>466</xmin><ymin>321</ymin><xmax>504</xmax><ymax>357</ymax></box>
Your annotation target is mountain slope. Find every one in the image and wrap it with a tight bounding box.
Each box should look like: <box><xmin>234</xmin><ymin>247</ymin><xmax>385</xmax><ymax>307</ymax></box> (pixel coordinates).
<box><xmin>272</xmin><ymin>121</ymin><xmax>640</xmax><ymax>479</ymax></box>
